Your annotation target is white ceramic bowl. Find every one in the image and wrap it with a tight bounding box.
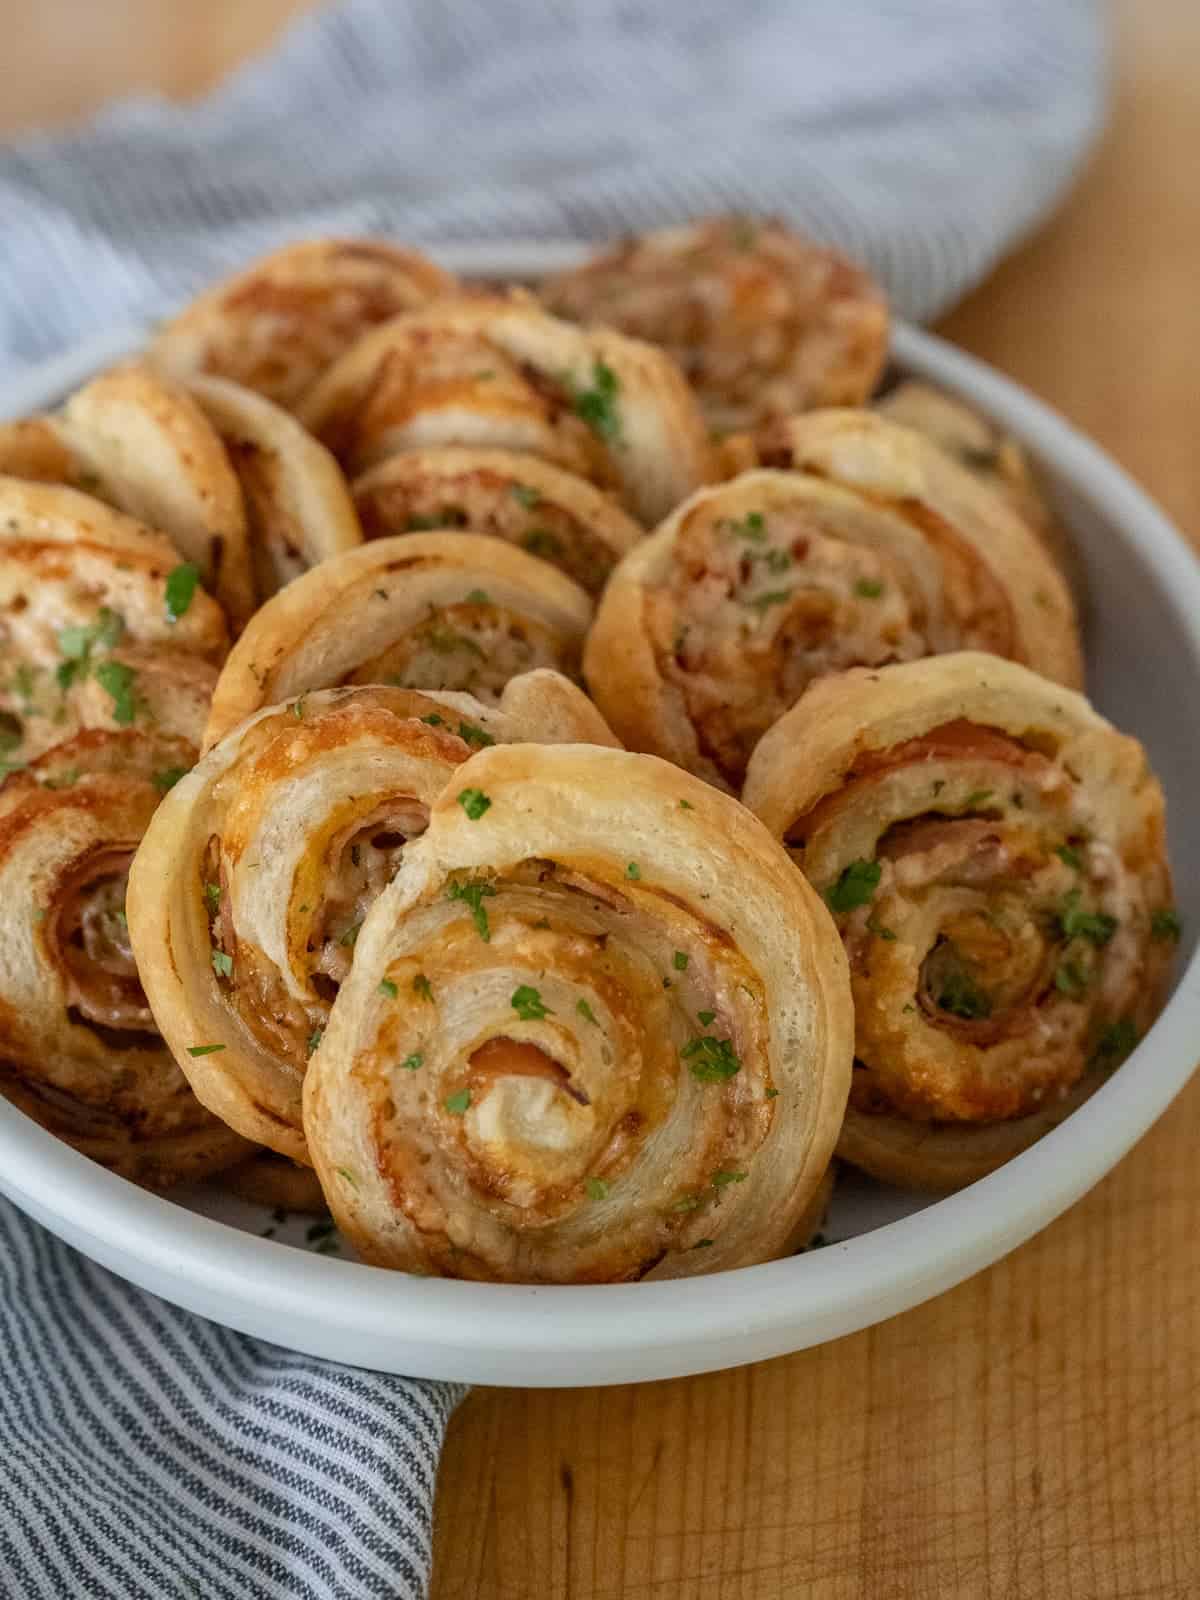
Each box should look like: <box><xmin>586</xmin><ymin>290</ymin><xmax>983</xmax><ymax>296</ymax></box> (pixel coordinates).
<box><xmin>1</xmin><ymin>243</ymin><xmax>1198</xmax><ymax>1387</ymax></box>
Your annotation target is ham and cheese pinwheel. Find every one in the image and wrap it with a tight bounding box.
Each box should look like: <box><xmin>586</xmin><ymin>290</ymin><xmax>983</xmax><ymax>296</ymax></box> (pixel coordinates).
<box><xmin>128</xmin><ymin>678</ymin><xmax>616</xmax><ymax>1164</ymax></box>
<box><xmin>543</xmin><ymin>215</ymin><xmax>889</xmax><ymax>434</ymax></box>
<box><xmin>0</xmin><ymin>731</ymin><xmax>250</xmax><ymax>1187</ymax></box>
<box><xmin>743</xmin><ymin>653</ymin><xmax>1178</xmax><ymax>1190</ymax></box>
<box><xmin>303</xmin><ymin>743</ymin><xmax>852</xmax><ymax>1281</ymax></box>
<box><xmin>203</xmin><ymin>532</ymin><xmax>593</xmax><ymax>748</ymax></box>
<box><xmin>585</xmin><ymin>414</ymin><xmax>1081</xmax><ymax>791</ymax></box>
<box><xmin>149</xmin><ymin>238</ymin><xmax>457</xmax><ymax>408</ymax></box>
<box><xmin>351</xmin><ymin>447</ymin><xmax>642</xmax><ymax>595</ymax></box>
<box><xmin>296</xmin><ymin>291</ymin><xmax>714</xmax><ymax>525</ymax></box>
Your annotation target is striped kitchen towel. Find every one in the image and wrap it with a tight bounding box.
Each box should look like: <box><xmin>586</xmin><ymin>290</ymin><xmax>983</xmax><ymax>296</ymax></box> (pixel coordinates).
<box><xmin>0</xmin><ymin>3</ymin><xmax>1104</xmax><ymax>1598</ymax></box>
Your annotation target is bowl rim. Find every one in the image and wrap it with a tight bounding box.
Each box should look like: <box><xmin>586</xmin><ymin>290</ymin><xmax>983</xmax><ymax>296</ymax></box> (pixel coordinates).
<box><xmin>1</xmin><ymin>243</ymin><xmax>1198</xmax><ymax>1384</ymax></box>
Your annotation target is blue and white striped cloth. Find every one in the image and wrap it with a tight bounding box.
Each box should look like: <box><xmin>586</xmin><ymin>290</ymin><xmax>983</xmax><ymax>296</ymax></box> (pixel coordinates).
<box><xmin>0</xmin><ymin>2</ymin><xmax>1104</xmax><ymax>1596</ymax></box>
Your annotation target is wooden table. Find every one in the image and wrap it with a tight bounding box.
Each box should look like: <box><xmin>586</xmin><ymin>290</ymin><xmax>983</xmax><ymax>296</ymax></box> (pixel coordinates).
<box><xmin>4</xmin><ymin>3</ymin><xmax>1198</xmax><ymax>1595</ymax></box>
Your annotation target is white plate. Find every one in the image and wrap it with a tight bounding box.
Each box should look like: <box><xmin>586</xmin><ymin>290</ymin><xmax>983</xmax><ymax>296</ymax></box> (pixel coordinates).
<box><xmin>1</xmin><ymin>243</ymin><xmax>1198</xmax><ymax>1387</ymax></box>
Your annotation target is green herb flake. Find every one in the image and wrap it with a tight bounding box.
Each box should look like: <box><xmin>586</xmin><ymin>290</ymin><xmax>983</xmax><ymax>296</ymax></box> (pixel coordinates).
<box><xmin>748</xmin><ymin>588</ymin><xmax>793</xmax><ymax>614</ymax></box>
<box><xmin>625</xmin><ymin>862</ymin><xmax>641</xmax><ymax>880</ymax></box>
<box><xmin>1059</xmin><ymin>889</ymin><xmax>1118</xmax><ymax>947</ymax></box>
<box><xmin>307</xmin><ymin>1028</ymin><xmax>324</xmax><ymax>1056</ymax></box>
<box><xmin>522</xmin><ymin>529</ymin><xmax>565</xmax><ymax>559</ymax></box>
<box><xmin>727</xmin><ymin>511</ymin><xmax>767</xmax><ymax>544</ymax></box>
<box><xmin>401</xmin><ymin>1052</ymin><xmax>423</xmax><ymax>1072</ymax></box>
<box><xmin>1054</xmin><ymin>960</ymin><xmax>1089</xmax><ymax>999</ymax></box>
<box><xmin>457</xmin><ymin>787</ymin><xmax>492</xmax><ymax>821</ymax></box>
<box><xmin>94</xmin><ymin>659</ymin><xmax>137</xmax><ymax>725</ymax></box>
<box><xmin>42</xmin><ymin>767</ymin><xmax>80</xmax><ymax>791</ymax></box>
<box><xmin>1056</xmin><ymin>844</ymin><xmax>1083</xmax><ymax>870</ymax></box>
<box><xmin>291</xmin><ymin>696</ymin><xmax>306</xmax><ymax>720</ymax></box>
<box><xmin>678</xmin><ymin>798</ymin><xmax>694</xmax><ymax>810</ymax></box>
<box><xmin>464</xmin><ymin>589</ymin><xmax>490</xmax><ymax>605</ymax></box>
<box><xmin>691</xmin><ymin>1239</ymin><xmax>714</xmax><ymax>1251</ymax></box>
<box><xmin>444</xmin><ymin>1088</ymin><xmax>472</xmax><ymax>1115</ymax></box>
<box><xmin>338</xmin><ymin>920</ymin><xmax>362</xmax><ymax>948</ymax></box>
<box><xmin>1151</xmin><ymin>908</ymin><xmax>1182</xmax><ymax>942</ymax></box>
<box><xmin>854</xmin><ymin>578</ymin><xmax>885</xmax><ymax>599</ymax></box>
<box><xmin>153</xmin><ymin>766</ymin><xmax>189</xmax><ymax>793</ymax></box>
<box><xmin>511</xmin><ymin>984</ymin><xmax>552</xmax><ymax>1021</ymax></box>
<box><xmin>866</xmin><ymin>916</ymin><xmax>898</xmax><ymax>941</ymax></box>
<box><xmin>936</xmin><ymin>968</ymin><xmax>992</xmax><ymax>1021</ymax></box>
<box><xmin>446</xmin><ymin>878</ymin><xmax>497</xmax><ymax>940</ymax></box>
<box><xmin>763</xmin><ymin>547</ymin><xmax>792</xmax><ymax>575</ymax></box>
<box><xmin>681</xmin><ymin>1035</ymin><xmax>741</xmax><ymax>1082</ymax></box>
<box><xmin>964</xmin><ymin>790</ymin><xmax>995</xmax><ymax>809</ymax></box>
<box><xmin>576</xmin><ymin>998</ymin><xmax>599</xmax><ymax>1026</ymax></box>
<box><xmin>511</xmin><ymin>484</ymin><xmax>541</xmax><ymax>509</ymax></box>
<box><xmin>1092</xmin><ymin>1018</ymin><xmax>1138</xmax><ymax>1072</ymax></box>
<box><xmin>211</xmin><ymin>948</ymin><xmax>233</xmax><ymax>978</ymax></box>
<box><xmin>569</xmin><ymin>360</ymin><xmax>622</xmax><ymax>445</ymax></box>
<box><xmin>379</xmin><ymin>978</ymin><xmax>398</xmax><ymax>999</ymax></box>
<box><xmin>697</xmin><ymin>1010</ymin><xmax>715</xmax><ymax>1026</ymax></box>
<box><xmin>335</xmin><ymin>1167</ymin><xmax>358</xmax><ymax>1188</ymax></box>
<box><xmin>413</xmin><ymin>974</ymin><xmax>434</xmax><ymax>1003</ymax></box>
<box><xmin>585</xmin><ymin>1177</ymin><xmax>609</xmax><ymax>1201</ymax></box>
<box><xmin>187</xmin><ymin>1043</ymin><xmax>226</xmax><ymax>1057</ymax></box>
<box><xmin>421</xmin><ymin>712</ymin><xmax>445</xmax><ymax>727</ymax></box>
<box><xmin>671</xmin><ymin>1195</ymin><xmax>703</xmax><ymax>1212</ymax></box>
<box><xmin>825</xmin><ymin>859</ymin><xmax>881</xmax><ymax>914</ymax></box>
<box><xmin>203</xmin><ymin>882</ymin><xmax>221</xmax><ymax>912</ymax></box>
<box><xmin>457</xmin><ymin>720</ymin><xmax>495</xmax><ymax>749</ymax></box>
<box><xmin>712</xmin><ymin>1170</ymin><xmax>747</xmax><ymax>1188</ymax></box>
<box><xmin>673</xmin><ymin>951</ymin><xmax>689</xmax><ymax>971</ymax></box>
<box><xmin>765</xmin><ymin>1087</ymin><xmax>779</xmax><ymax>1099</ymax></box>
<box><xmin>165</xmin><ymin>562</ymin><xmax>201</xmax><ymax>622</ymax></box>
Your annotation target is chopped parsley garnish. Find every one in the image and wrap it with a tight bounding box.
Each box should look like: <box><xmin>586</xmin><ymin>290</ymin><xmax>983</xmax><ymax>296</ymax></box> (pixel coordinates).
<box><xmin>585</xmin><ymin>1177</ymin><xmax>609</xmax><ymax>1201</ymax></box>
<box><xmin>59</xmin><ymin>606</ymin><xmax>124</xmax><ymax>662</ymax></box>
<box><xmin>11</xmin><ymin>664</ymin><xmax>36</xmax><ymax>706</ymax></box>
<box><xmin>522</xmin><ymin>529</ymin><xmax>565</xmax><ymax>559</ymax></box>
<box><xmin>457</xmin><ymin>720</ymin><xmax>495</xmax><ymax>749</ymax></box>
<box><xmin>413</xmin><ymin>973</ymin><xmax>434</xmax><ymax>1002</ymax></box>
<box><xmin>444</xmin><ymin>1088</ymin><xmax>471</xmax><ymax>1115</ymax></box>
<box><xmin>854</xmin><ymin>578</ymin><xmax>884</xmax><ymax>599</ymax></box>
<box><xmin>576</xmin><ymin>998</ymin><xmax>599</xmax><ymax>1025</ymax></box>
<box><xmin>681</xmin><ymin>1035</ymin><xmax>741</xmax><ymax>1082</ymax></box>
<box><xmin>457</xmin><ymin>787</ymin><xmax>492</xmax><ymax>820</ymax></box>
<box><xmin>465</xmin><ymin>589</ymin><xmax>490</xmax><ymax>604</ymax></box>
<box><xmin>379</xmin><ymin>978</ymin><xmax>398</xmax><ymax>999</ymax></box>
<box><xmin>338</xmin><ymin>920</ymin><xmax>362</xmax><ymax>948</ymax></box>
<box><xmin>1056</xmin><ymin>844</ymin><xmax>1083</xmax><ymax>870</ymax></box>
<box><xmin>307</xmin><ymin>1028</ymin><xmax>325</xmax><ymax>1056</ymax></box>
<box><xmin>446</xmin><ymin>879</ymin><xmax>497</xmax><ymax>940</ymax></box>
<box><xmin>1054</xmin><ymin>960</ymin><xmax>1089</xmax><ymax>999</ymax></box>
<box><xmin>625</xmin><ymin>862</ymin><xmax>641</xmax><ymax>880</ymax></box>
<box><xmin>335</xmin><ymin>1168</ymin><xmax>358</xmax><ymax>1188</ymax></box>
<box><xmin>422</xmin><ymin>624</ymin><xmax>483</xmax><ymax>659</ymax></box>
<box><xmin>153</xmin><ymin>766</ymin><xmax>189</xmax><ymax>793</ymax></box>
<box><xmin>673</xmin><ymin>951</ymin><xmax>689</xmax><ymax>971</ymax></box>
<box><xmin>936</xmin><ymin>968</ymin><xmax>992</xmax><ymax>1020</ymax></box>
<box><xmin>211</xmin><ymin>948</ymin><xmax>233</xmax><ymax>978</ymax></box>
<box><xmin>511</xmin><ymin>483</ymin><xmax>541</xmax><ymax>509</ymax></box>
<box><xmin>748</xmin><ymin>588</ymin><xmax>793</xmax><ymax>614</ymax></box>
<box><xmin>165</xmin><ymin>563</ymin><xmax>201</xmax><ymax>622</ymax></box>
<box><xmin>678</xmin><ymin>798</ymin><xmax>694</xmax><ymax>810</ymax></box>
<box><xmin>762</xmin><ymin>547</ymin><xmax>792</xmax><ymax>575</ymax></box>
<box><xmin>42</xmin><ymin>768</ymin><xmax>80</xmax><ymax>790</ymax></box>
<box><xmin>964</xmin><ymin>790</ymin><xmax>995</xmax><ymax>809</ymax></box>
<box><xmin>94</xmin><ymin>659</ymin><xmax>137</xmax><ymax>725</ymax></box>
<box><xmin>203</xmin><ymin>882</ymin><xmax>221</xmax><ymax>911</ymax></box>
<box><xmin>421</xmin><ymin>712</ymin><xmax>445</xmax><ymax>727</ymax></box>
<box><xmin>825</xmin><ymin>859</ymin><xmax>881</xmax><ymax>913</ymax></box>
<box><xmin>697</xmin><ymin>1010</ymin><xmax>715</xmax><ymax>1025</ymax></box>
<box><xmin>1151</xmin><ymin>908</ymin><xmax>1182</xmax><ymax>942</ymax></box>
<box><xmin>400</xmin><ymin>1053</ymin><xmax>423</xmax><ymax>1072</ymax></box>
<box><xmin>187</xmin><ymin>1043</ymin><xmax>225</xmax><ymax>1057</ymax></box>
<box><xmin>1059</xmin><ymin>889</ymin><xmax>1117</xmax><ymax>946</ymax></box>
<box><xmin>764</xmin><ymin>1087</ymin><xmax>779</xmax><ymax>1099</ymax></box>
<box><xmin>691</xmin><ymin>1239</ymin><xmax>714</xmax><ymax>1251</ymax></box>
<box><xmin>671</xmin><ymin>1195</ymin><xmax>703</xmax><ymax>1212</ymax></box>
<box><xmin>1091</xmin><ymin>1018</ymin><xmax>1138</xmax><ymax>1072</ymax></box>
<box><xmin>712</xmin><ymin>1170</ymin><xmax>747</xmax><ymax>1187</ymax></box>
<box><xmin>569</xmin><ymin>360</ymin><xmax>622</xmax><ymax>445</ymax></box>
<box><xmin>866</xmin><ymin>916</ymin><xmax>897</xmax><ymax>941</ymax></box>
<box><xmin>404</xmin><ymin>514</ymin><xmax>444</xmax><ymax>531</ymax></box>
<box><xmin>291</xmin><ymin>697</ymin><xmax>306</xmax><ymax>720</ymax></box>
<box><xmin>511</xmin><ymin>985</ymin><xmax>552</xmax><ymax>1021</ymax></box>
<box><xmin>727</xmin><ymin>511</ymin><xmax>767</xmax><ymax>544</ymax></box>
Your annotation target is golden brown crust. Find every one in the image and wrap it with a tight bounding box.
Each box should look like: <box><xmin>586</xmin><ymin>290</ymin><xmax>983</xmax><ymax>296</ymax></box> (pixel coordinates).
<box><xmin>149</xmin><ymin>238</ymin><xmax>457</xmax><ymax>407</ymax></box>
<box><xmin>304</xmin><ymin>742</ymin><xmax>853</xmax><ymax>1282</ymax></box>
<box><xmin>297</xmin><ymin>290</ymin><xmax>714</xmax><ymax>524</ymax></box>
<box><xmin>186</xmin><ymin>375</ymin><xmax>363</xmax><ymax>604</ymax></box>
<box><xmin>129</xmin><ymin>680</ymin><xmax>618</xmax><ymax>1163</ymax></box>
<box><xmin>543</xmin><ymin>215</ymin><xmax>889</xmax><ymax>434</ymax></box>
<box><xmin>743</xmin><ymin>653</ymin><xmax>1176</xmax><ymax>1189</ymax></box>
<box><xmin>0</xmin><ymin>730</ymin><xmax>250</xmax><ymax>1187</ymax></box>
<box><xmin>203</xmin><ymin>531</ymin><xmax>594</xmax><ymax>750</ymax></box>
<box><xmin>0</xmin><ymin>476</ymin><xmax>228</xmax><ymax>762</ymax></box>
<box><xmin>352</xmin><ymin>446</ymin><xmax>642</xmax><ymax>595</ymax></box>
<box><xmin>223</xmin><ymin>1151</ymin><xmax>329</xmax><ymax>1213</ymax></box>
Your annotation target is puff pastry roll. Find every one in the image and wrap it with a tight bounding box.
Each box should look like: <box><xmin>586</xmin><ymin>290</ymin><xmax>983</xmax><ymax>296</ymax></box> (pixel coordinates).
<box><xmin>0</xmin><ymin>478</ymin><xmax>227</xmax><ymax>763</ymax></box>
<box><xmin>296</xmin><ymin>291</ymin><xmax>713</xmax><ymax>525</ymax></box>
<box><xmin>223</xmin><ymin>1151</ymin><xmax>329</xmax><ymax>1214</ymax></box>
<box><xmin>149</xmin><ymin>238</ymin><xmax>457</xmax><ymax>407</ymax></box>
<box><xmin>351</xmin><ymin>447</ymin><xmax>641</xmax><ymax>595</ymax></box>
<box><xmin>303</xmin><ymin>743</ymin><xmax>853</xmax><ymax>1281</ymax></box>
<box><xmin>0</xmin><ymin>364</ymin><xmax>256</xmax><ymax>628</ymax></box>
<box><xmin>875</xmin><ymin>380</ymin><xmax>1078</xmax><ymax>588</ymax></box>
<box><xmin>743</xmin><ymin>653</ymin><xmax>1177</xmax><ymax>1190</ymax></box>
<box><xmin>128</xmin><ymin>678</ymin><xmax>616</xmax><ymax>1163</ymax></box>
<box><xmin>203</xmin><ymin>532</ymin><xmax>593</xmax><ymax>748</ymax></box>
<box><xmin>0</xmin><ymin>730</ymin><xmax>250</xmax><ymax>1187</ymax></box>
<box><xmin>543</xmin><ymin>216</ymin><xmax>889</xmax><ymax>434</ymax></box>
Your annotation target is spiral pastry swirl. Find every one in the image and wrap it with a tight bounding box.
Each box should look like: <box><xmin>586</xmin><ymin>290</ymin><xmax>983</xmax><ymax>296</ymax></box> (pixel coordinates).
<box><xmin>129</xmin><ymin>677</ymin><xmax>616</xmax><ymax>1162</ymax></box>
<box><xmin>149</xmin><ymin>238</ymin><xmax>457</xmax><ymax>407</ymax></box>
<box><xmin>743</xmin><ymin>653</ymin><xmax>1177</xmax><ymax>1190</ymax></box>
<box><xmin>304</xmin><ymin>743</ymin><xmax>852</xmax><ymax>1281</ymax></box>
<box><xmin>0</xmin><ymin>478</ymin><xmax>227</xmax><ymax>763</ymax></box>
<box><xmin>351</xmin><ymin>447</ymin><xmax>642</xmax><ymax>595</ymax></box>
<box><xmin>203</xmin><ymin>531</ymin><xmax>593</xmax><ymax>748</ymax></box>
<box><xmin>0</xmin><ymin>730</ymin><xmax>251</xmax><ymax>1186</ymax></box>
<box><xmin>543</xmin><ymin>215</ymin><xmax>889</xmax><ymax>434</ymax></box>
<box><xmin>584</xmin><ymin>447</ymin><xmax>1080</xmax><ymax>791</ymax></box>
<box><xmin>296</xmin><ymin>291</ymin><xmax>714</xmax><ymax>524</ymax></box>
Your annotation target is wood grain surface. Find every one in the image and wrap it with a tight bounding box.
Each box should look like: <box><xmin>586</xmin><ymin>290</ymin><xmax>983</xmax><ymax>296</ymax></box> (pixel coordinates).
<box><xmin>3</xmin><ymin>2</ymin><xmax>1198</xmax><ymax>1596</ymax></box>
